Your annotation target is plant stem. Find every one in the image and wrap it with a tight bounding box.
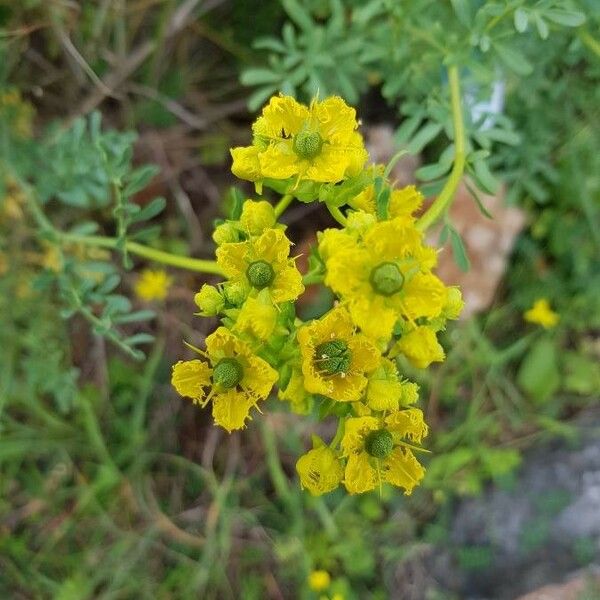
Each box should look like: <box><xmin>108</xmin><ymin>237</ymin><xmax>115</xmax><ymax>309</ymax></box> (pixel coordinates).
<box><xmin>273</xmin><ymin>193</ymin><xmax>293</xmax><ymax>219</ymax></box>
<box><xmin>62</xmin><ymin>233</ymin><xmax>224</xmax><ymax>275</ymax></box>
<box><xmin>326</xmin><ymin>204</ymin><xmax>348</xmax><ymax>227</ymax></box>
<box><xmin>416</xmin><ymin>65</ymin><xmax>466</xmax><ymax>232</ymax></box>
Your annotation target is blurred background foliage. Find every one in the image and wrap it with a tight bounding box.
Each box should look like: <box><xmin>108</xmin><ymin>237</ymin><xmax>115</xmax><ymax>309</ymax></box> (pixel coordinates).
<box><xmin>0</xmin><ymin>0</ymin><xmax>599</xmax><ymax>598</ymax></box>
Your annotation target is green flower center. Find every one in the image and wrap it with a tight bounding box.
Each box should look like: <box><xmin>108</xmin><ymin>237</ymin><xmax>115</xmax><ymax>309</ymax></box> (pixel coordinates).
<box><xmin>370</xmin><ymin>262</ymin><xmax>405</xmax><ymax>296</ymax></box>
<box><xmin>364</xmin><ymin>429</ymin><xmax>394</xmax><ymax>459</ymax></box>
<box><xmin>315</xmin><ymin>339</ymin><xmax>352</xmax><ymax>375</ymax></box>
<box><xmin>293</xmin><ymin>130</ymin><xmax>323</xmax><ymax>159</ymax></box>
<box><xmin>212</xmin><ymin>358</ymin><xmax>244</xmax><ymax>389</ymax></box>
<box><xmin>246</xmin><ymin>260</ymin><xmax>275</xmax><ymax>289</ymax></box>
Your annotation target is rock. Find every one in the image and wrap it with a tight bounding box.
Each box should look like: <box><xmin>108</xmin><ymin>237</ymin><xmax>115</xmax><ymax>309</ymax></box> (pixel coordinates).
<box><xmin>429</xmin><ymin>409</ymin><xmax>600</xmax><ymax>599</ymax></box>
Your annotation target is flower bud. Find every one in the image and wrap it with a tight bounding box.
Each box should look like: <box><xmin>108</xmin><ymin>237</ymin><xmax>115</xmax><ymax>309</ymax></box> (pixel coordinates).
<box><xmin>223</xmin><ymin>280</ymin><xmax>248</xmax><ymax>305</ymax></box>
<box><xmin>194</xmin><ymin>284</ymin><xmax>224</xmax><ymax>316</ymax></box>
<box><xmin>212</xmin><ymin>222</ymin><xmax>239</xmax><ymax>246</ymax></box>
<box><xmin>443</xmin><ymin>287</ymin><xmax>464</xmax><ymax>320</ymax></box>
<box><xmin>239</xmin><ymin>200</ymin><xmax>276</xmax><ymax>236</ymax></box>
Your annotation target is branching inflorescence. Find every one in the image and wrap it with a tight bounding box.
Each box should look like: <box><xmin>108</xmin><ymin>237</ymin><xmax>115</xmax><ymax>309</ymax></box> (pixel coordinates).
<box><xmin>171</xmin><ymin>94</ymin><xmax>464</xmax><ymax>497</ymax></box>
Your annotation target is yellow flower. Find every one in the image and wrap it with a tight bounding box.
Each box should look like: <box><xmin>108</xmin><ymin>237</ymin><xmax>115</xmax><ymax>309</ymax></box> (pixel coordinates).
<box><xmin>171</xmin><ymin>327</ymin><xmax>277</xmax><ymax>432</ymax></box>
<box><xmin>297</xmin><ymin>307</ymin><xmax>380</xmax><ymax>402</ymax></box>
<box><xmin>394</xmin><ymin>326</ymin><xmax>445</xmax><ymax>369</ymax></box>
<box><xmin>524</xmin><ymin>298</ymin><xmax>559</xmax><ymax>329</ymax></box>
<box><xmin>278</xmin><ymin>368</ymin><xmax>313</xmax><ymax>414</ymax></box>
<box><xmin>134</xmin><ymin>268</ymin><xmax>172</xmax><ymax>302</ymax></box>
<box><xmin>296</xmin><ymin>445</ymin><xmax>343</xmax><ymax>496</ymax></box>
<box><xmin>321</xmin><ymin>217</ymin><xmax>447</xmax><ymax>341</ymax></box>
<box><xmin>234</xmin><ymin>292</ymin><xmax>278</xmax><ymax>340</ymax></box>
<box><xmin>0</xmin><ymin>88</ymin><xmax>34</xmax><ymax>138</ymax></box>
<box><xmin>308</xmin><ymin>569</ymin><xmax>331</xmax><ymax>592</ymax></box>
<box><xmin>352</xmin><ymin>184</ymin><xmax>424</xmax><ymax>219</ymax></box>
<box><xmin>239</xmin><ymin>199</ymin><xmax>276</xmax><ymax>235</ymax></box>
<box><xmin>341</xmin><ymin>410</ymin><xmax>428</xmax><ymax>495</ymax></box>
<box><xmin>231</xmin><ymin>94</ymin><xmax>367</xmax><ymax>185</ymax></box>
<box><xmin>216</xmin><ymin>228</ymin><xmax>304</xmax><ymax>304</ymax></box>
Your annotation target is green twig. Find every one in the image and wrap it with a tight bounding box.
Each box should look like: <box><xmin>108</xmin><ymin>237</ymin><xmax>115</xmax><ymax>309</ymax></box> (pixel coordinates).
<box><xmin>326</xmin><ymin>203</ymin><xmax>348</xmax><ymax>227</ymax></box>
<box><xmin>62</xmin><ymin>233</ymin><xmax>224</xmax><ymax>275</ymax></box>
<box><xmin>273</xmin><ymin>193</ymin><xmax>293</xmax><ymax>219</ymax></box>
<box><xmin>416</xmin><ymin>65</ymin><xmax>466</xmax><ymax>232</ymax></box>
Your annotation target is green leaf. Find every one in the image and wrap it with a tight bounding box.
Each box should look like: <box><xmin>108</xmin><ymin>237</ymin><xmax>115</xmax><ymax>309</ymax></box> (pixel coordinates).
<box><xmin>415</xmin><ymin>158</ymin><xmax>452</xmax><ymax>181</ymax></box>
<box><xmin>282</xmin><ymin>0</ymin><xmax>314</xmax><ymax>32</ymax></box>
<box><xmin>472</xmin><ymin>159</ymin><xmax>499</xmax><ymax>195</ymax></box>
<box><xmin>114</xmin><ymin>310</ymin><xmax>155</xmax><ymax>324</ymax></box>
<box><xmin>130</xmin><ymin>196</ymin><xmax>166</xmax><ymax>224</ymax></box>
<box><xmin>449</xmin><ymin>226</ymin><xmax>471</xmax><ymax>272</ymax></box>
<box><xmin>124</xmin><ymin>333</ymin><xmax>155</xmax><ymax>346</ymax></box>
<box><xmin>534</xmin><ymin>13</ymin><xmax>549</xmax><ymax>40</ymax></box>
<box><xmin>69</xmin><ymin>221</ymin><xmax>99</xmax><ymax>235</ymax></box>
<box><xmin>240</xmin><ymin>68</ymin><xmax>282</xmax><ymax>86</ymax></box>
<box><xmin>493</xmin><ymin>42</ymin><xmax>533</xmax><ymax>75</ymax></box>
<box><xmin>543</xmin><ymin>9</ymin><xmax>586</xmax><ymax>28</ymax></box>
<box><xmin>517</xmin><ymin>338</ymin><xmax>560</xmax><ymax>404</ymax></box>
<box><xmin>482</xmin><ymin>127</ymin><xmax>521</xmax><ymax>146</ymax></box>
<box><xmin>465</xmin><ymin>179</ymin><xmax>493</xmax><ymax>219</ymax></box>
<box><xmin>514</xmin><ymin>8</ymin><xmax>528</xmax><ymax>33</ymax></box>
<box><xmin>394</xmin><ymin>113</ymin><xmax>423</xmax><ymax>145</ymax></box>
<box><xmin>450</xmin><ymin>0</ymin><xmax>472</xmax><ymax>27</ymax></box>
<box><xmin>375</xmin><ymin>185</ymin><xmax>391</xmax><ymax>220</ymax></box>
<box><xmin>123</xmin><ymin>165</ymin><xmax>159</xmax><ymax>198</ymax></box>
<box><xmin>407</xmin><ymin>122</ymin><xmax>443</xmax><ymax>154</ymax></box>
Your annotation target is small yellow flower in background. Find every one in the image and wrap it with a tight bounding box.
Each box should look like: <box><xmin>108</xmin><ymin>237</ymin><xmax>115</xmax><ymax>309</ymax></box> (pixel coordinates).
<box><xmin>524</xmin><ymin>298</ymin><xmax>559</xmax><ymax>329</ymax></box>
<box><xmin>231</xmin><ymin>94</ymin><xmax>368</xmax><ymax>185</ymax></box>
<box><xmin>171</xmin><ymin>327</ymin><xmax>278</xmax><ymax>432</ymax></box>
<box><xmin>298</xmin><ymin>307</ymin><xmax>380</xmax><ymax>402</ymax></box>
<box><xmin>296</xmin><ymin>444</ymin><xmax>343</xmax><ymax>496</ymax></box>
<box><xmin>135</xmin><ymin>268</ymin><xmax>172</xmax><ymax>302</ymax></box>
<box><xmin>394</xmin><ymin>326</ymin><xmax>445</xmax><ymax>369</ymax></box>
<box><xmin>0</xmin><ymin>88</ymin><xmax>34</xmax><ymax>138</ymax></box>
<box><xmin>216</xmin><ymin>228</ymin><xmax>304</xmax><ymax>304</ymax></box>
<box><xmin>308</xmin><ymin>569</ymin><xmax>331</xmax><ymax>592</ymax></box>
<box><xmin>341</xmin><ymin>410</ymin><xmax>428</xmax><ymax>495</ymax></box>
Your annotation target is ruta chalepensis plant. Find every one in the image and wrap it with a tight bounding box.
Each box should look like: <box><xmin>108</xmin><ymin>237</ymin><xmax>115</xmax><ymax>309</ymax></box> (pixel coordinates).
<box><xmin>3</xmin><ymin>81</ymin><xmax>465</xmax><ymax>498</ymax></box>
<box><xmin>171</xmin><ymin>93</ymin><xmax>465</xmax><ymax>496</ymax></box>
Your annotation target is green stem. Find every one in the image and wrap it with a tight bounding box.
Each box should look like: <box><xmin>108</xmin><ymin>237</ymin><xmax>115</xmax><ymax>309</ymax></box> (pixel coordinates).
<box><xmin>326</xmin><ymin>204</ymin><xmax>348</xmax><ymax>227</ymax></box>
<box><xmin>273</xmin><ymin>193</ymin><xmax>293</xmax><ymax>219</ymax></box>
<box><xmin>62</xmin><ymin>233</ymin><xmax>223</xmax><ymax>275</ymax></box>
<box><xmin>416</xmin><ymin>65</ymin><xmax>466</xmax><ymax>232</ymax></box>
<box><xmin>11</xmin><ymin>170</ymin><xmax>223</xmax><ymax>276</ymax></box>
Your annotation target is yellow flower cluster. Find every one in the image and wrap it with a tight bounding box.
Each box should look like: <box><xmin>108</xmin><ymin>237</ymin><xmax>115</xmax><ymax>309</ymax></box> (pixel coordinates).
<box><xmin>171</xmin><ymin>94</ymin><xmax>463</xmax><ymax>497</ymax></box>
